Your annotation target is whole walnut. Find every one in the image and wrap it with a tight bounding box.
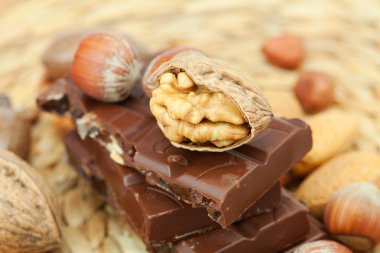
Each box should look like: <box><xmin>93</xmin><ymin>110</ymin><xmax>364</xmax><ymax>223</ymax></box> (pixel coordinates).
<box><xmin>0</xmin><ymin>150</ymin><xmax>61</xmax><ymax>253</ymax></box>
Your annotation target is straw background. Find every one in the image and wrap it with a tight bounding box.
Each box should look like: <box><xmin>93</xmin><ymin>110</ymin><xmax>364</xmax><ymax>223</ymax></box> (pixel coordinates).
<box><xmin>0</xmin><ymin>0</ymin><xmax>379</xmax><ymax>252</ymax></box>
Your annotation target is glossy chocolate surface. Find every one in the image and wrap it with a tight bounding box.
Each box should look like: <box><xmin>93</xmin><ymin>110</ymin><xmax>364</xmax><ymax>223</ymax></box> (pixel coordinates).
<box><xmin>172</xmin><ymin>192</ymin><xmax>310</xmax><ymax>253</ymax></box>
<box><xmin>64</xmin><ymin>131</ymin><xmax>281</xmax><ymax>250</ymax></box>
<box><xmin>39</xmin><ymin>81</ymin><xmax>312</xmax><ymax>227</ymax></box>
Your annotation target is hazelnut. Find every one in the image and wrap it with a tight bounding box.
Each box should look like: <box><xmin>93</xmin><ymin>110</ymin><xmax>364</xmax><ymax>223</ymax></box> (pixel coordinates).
<box><xmin>142</xmin><ymin>47</ymin><xmax>206</xmax><ymax>97</ymax></box>
<box><xmin>262</xmin><ymin>34</ymin><xmax>304</xmax><ymax>69</ymax></box>
<box><xmin>71</xmin><ymin>32</ymin><xmax>143</xmax><ymax>102</ymax></box>
<box><xmin>294</xmin><ymin>71</ymin><xmax>334</xmax><ymax>113</ymax></box>
<box><xmin>294</xmin><ymin>240</ymin><xmax>352</xmax><ymax>253</ymax></box>
<box><xmin>324</xmin><ymin>183</ymin><xmax>380</xmax><ymax>252</ymax></box>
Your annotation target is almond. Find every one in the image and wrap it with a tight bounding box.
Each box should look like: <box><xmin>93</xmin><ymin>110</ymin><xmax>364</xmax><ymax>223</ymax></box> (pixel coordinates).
<box><xmin>292</xmin><ymin>110</ymin><xmax>359</xmax><ymax>176</ymax></box>
<box><xmin>296</xmin><ymin>151</ymin><xmax>380</xmax><ymax>218</ymax></box>
<box><xmin>264</xmin><ymin>90</ymin><xmax>304</xmax><ymax>119</ymax></box>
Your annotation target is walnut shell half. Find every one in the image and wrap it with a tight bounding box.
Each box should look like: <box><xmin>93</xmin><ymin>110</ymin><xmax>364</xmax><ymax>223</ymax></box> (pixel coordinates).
<box><xmin>145</xmin><ymin>53</ymin><xmax>273</xmax><ymax>151</ymax></box>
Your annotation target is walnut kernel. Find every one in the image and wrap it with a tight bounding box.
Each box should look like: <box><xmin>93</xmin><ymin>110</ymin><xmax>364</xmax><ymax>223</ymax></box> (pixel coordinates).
<box><xmin>150</xmin><ymin>71</ymin><xmax>249</xmax><ymax>147</ymax></box>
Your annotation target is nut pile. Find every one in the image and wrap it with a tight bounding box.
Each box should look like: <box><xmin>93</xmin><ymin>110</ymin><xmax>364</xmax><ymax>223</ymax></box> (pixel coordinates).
<box><xmin>2</xmin><ymin>1</ymin><xmax>380</xmax><ymax>253</ymax></box>
<box><xmin>37</xmin><ymin>30</ymin><xmax>380</xmax><ymax>252</ymax></box>
<box><xmin>9</xmin><ymin>26</ymin><xmax>378</xmax><ymax>252</ymax></box>
<box><xmin>262</xmin><ymin>32</ymin><xmax>380</xmax><ymax>252</ymax></box>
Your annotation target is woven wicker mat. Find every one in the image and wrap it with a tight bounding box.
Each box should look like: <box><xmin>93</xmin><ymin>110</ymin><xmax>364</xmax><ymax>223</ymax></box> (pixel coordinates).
<box><xmin>1</xmin><ymin>0</ymin><xmax>380</xmax><ymax>252</ymax></box>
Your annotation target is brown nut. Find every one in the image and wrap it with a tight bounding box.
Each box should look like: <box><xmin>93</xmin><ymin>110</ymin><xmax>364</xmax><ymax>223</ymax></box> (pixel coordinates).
<box><xmin>43</xmin><ymin>29</ymin><xmax>150</xmax><ymax>83</ymax></box>
<box><xmin>294</xmin><ymin>71</ymin><xmax>334</xmax><ymax>114</ymax></box>
<box><xmin>263</xmin><ymin>90</ymin><xmax>304</xmax><ymax>119</ymax></box>
<box><xmin>296</xmin><ymin>151</ymin><xmax>380</xmax><ymax>218</ymax></box>
<box><xmin>142</xmin><ymin>47</ymin><xmax>207</xmax><ymax>97</ymax></box>
<box><xmin>324</xmin><ymin>183</ymin><xmax>380</xmax><ymax>252</ymax></box>
<box><xmin>262</xmin><ymin>34</ymin><xmax>304</xmax><ymax>69</ymax></box>
<box><xmin>294</xmin><ymin>240</ymin><xmax>352</xmax><ymax>253</ymax></box>
<box><xmin>71</xmin><ymin>32</ymin><xmax>143</xmax><ymax>102</ymax></box>
<box><xmin>42</xmin><ymin>29</ymin><xmax>92</xmax><ymax>81</ymax></box>
<box><xmin>292</xmin><ymin>110</ymin><xmax>359</xmax><ymax>177</ymax></box>
<box><xmin>0</xmin><ymin>150</ymin><xmax>61</xmax><ymax>252</ymax></box>
<box><xmin>0</xmin><ymin>96</ymin><xmax>31</xmax><ymax>159</ymax></box>
<box><xmin>145</xmin><ymin>53</ymin><xmax>273</xmax><ymax>151</ymax></box>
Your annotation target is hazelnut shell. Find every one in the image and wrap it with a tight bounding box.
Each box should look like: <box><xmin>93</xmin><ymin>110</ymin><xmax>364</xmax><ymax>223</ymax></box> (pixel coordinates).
<box><xmin>294</xmin><ymin>240</ymin><xmax>352</xmax><ymax>253</ymax></box>
<box><xmin>71</xmin><ymin>32</ymin><xmax>143</xmax><ymax>102</ymax></box>
<box><xmin>324</xmin><ymin>183</ymin><xmax>380</xmax><ymax>251</ymax></box>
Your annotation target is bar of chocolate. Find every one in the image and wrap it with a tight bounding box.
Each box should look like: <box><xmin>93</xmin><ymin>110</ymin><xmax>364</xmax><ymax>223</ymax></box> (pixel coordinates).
<box><xmin>38</xmin><ymin>81</ymin><xmax>312</xmax><ymax>227</ymax></box>
<box><xmin>172</xmin><ymin>191</ymin><xmax>310</xmax><ymax>253</ymax></box>
<box><xmin>64</xmin><ymin>131</ymin><xmax>281</xmax><ymax>250</ymax></box>
<box><xmin>281</xmin><ymin>217</ymin><xmax>328</xmax><ymax>253</ymax></box>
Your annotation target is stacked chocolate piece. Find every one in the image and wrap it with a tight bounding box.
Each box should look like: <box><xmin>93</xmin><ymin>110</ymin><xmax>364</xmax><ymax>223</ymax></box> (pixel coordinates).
<box><xmin>38</xmin><ymin>79</ymin><xmax>327</xmax><ymax>252</ymax></box>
